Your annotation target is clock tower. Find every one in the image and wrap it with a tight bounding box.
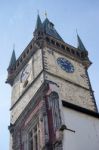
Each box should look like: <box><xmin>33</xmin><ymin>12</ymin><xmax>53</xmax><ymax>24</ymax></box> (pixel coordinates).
<box><xmin>6</xmin><ymin>14</ymin><xmax>99</xmax><ymax>150</ymax></box>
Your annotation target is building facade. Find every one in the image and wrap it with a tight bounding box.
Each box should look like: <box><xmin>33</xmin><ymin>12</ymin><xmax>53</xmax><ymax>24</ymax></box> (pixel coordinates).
<box><xmin>6</xmin><ymin>15</ymin><xmax>99</xmax><ymax>150</ymax></box>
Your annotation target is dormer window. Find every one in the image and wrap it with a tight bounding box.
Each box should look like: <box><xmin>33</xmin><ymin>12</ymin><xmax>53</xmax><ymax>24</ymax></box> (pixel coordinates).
<box><xmin>48</xmin><ymin>22</ymin><xmax>54</xmax><ymax>29</ymax></box>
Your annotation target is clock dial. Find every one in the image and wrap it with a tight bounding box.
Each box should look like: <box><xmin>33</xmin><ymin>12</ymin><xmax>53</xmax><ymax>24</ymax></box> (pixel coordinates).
<box><xmin>21</xmin><ymin>64</ymin><xmax>31</xmax><ymax>82</ymax></box>
<box><xmin>57</xmin><ymin>57</ymin><xmax>74</xmax><ymax>73</ymax></box>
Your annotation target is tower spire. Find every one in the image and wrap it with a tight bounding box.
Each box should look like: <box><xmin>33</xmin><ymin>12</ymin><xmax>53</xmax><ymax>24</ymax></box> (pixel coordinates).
<box><xmin>77</xmin><ymin>33</ymin><xmax>87</xmax><ymax>51</ymax></box>
<box><xmin>8</xmin><ymin>47</ymin><xmax>16</xmax><ymax>70</ymax></box>
<box><xmin>42</xmin><ymin>17</ymin><xmax>63</xmax><ymax>41</ymax></box>
<box><xmin>35</xmin><ymin>13</ymin><xmax>42</xmax><ymax>30</ymax></box>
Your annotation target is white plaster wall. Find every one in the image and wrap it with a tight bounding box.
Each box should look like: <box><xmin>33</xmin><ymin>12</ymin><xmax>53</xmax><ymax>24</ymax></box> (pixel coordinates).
<box><xmin>62</xmin><ymin>107</ymin><xmax>99</xmax><ymax>150</ymax></box>
<box><xmin>45</xmin><ymin>73</ymin><xmax>96</xmax><ymax>111</ymax></box>
<box><xmin>11</xmin><ymin>73</ymin><xmax>44</xmax><ymax>124</ymax></box>
<box><xmin>43</xmin><ymin>48</ymin><xmax>89</xmax><ymax>89</ymax></box>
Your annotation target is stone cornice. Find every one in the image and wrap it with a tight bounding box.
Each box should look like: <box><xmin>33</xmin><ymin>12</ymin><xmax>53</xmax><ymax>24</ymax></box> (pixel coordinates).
<box><xmin>62</xmin><ymin>100</ymin><xmax>99</xmax><ymax>118</ymax></box>
<box><xmin>44</xmin><ymin>35</ymin><xmax>91</xmax><ymax>68</ymax></box>
<box><xmin>44</xmin><ymin>70</ymin><xmax>91</xmax><ymax>92</ymax></box>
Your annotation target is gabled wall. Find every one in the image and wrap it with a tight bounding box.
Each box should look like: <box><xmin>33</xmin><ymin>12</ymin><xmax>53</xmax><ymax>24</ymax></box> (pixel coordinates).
<box><xmin>63</xmin><ymin>107</ymin><xmax>99</xmax><ymax>150</ymax></box>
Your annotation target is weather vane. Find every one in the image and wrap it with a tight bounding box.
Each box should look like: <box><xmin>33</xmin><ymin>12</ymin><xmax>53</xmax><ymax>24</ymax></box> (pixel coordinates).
<box><xmin>76</xmin><ymin>28</ymin><xmax>78</xmax><ymax>35</ymax></box>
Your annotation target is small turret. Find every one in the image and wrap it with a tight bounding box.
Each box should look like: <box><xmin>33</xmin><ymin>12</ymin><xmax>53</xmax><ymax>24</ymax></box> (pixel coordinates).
<box><xmin>8</xmin><ymin>50</ymin><xmax>16</xmax><ymax>72</ymax></box>
<box><xmin>6</xmin><ymin>49</ymin><xmax>16</xmax><ymax>86</ymax></box>
<box><xmin>33</xmin><ymin>14</ymin><xmax>43</xmax><ymax>39</ymax></box>
<box><xmin>35</xmin><ymin>14</ymin><xmax>42</xmax><ymax>30</ymax></box>
<box><xmin>77</xmin><ymin>34</ymin><xmax>91</xmax><ymax>68</ymax></box>
<box><xmin>77</xmin><ymin>34</ymin><xmax>87</xmax><ymax>52</ymax></box>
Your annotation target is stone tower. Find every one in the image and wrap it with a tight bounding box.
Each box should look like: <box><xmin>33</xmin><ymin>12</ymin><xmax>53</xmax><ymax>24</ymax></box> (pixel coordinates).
<box><xmin>6</xmin><ymin>15</ymin><xmax>99</xmax><ymax>150</ymax></box>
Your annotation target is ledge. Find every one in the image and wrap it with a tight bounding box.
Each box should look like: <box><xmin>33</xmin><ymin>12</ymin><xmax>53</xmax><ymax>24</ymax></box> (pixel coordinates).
<box><xmin>62</xmin><ymin>100</ymin><xmax>99</xmax><ymax>119</ymax></box>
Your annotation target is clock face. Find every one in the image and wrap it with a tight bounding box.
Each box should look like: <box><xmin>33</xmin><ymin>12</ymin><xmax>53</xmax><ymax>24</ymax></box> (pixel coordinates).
<box><xmin>21</xmin><ymin>64</ymin><xmax>31</xmax><ymax>82</ymax></box>
<box><xmin>57</xmin><ymin>57</ymin><xmax>74</xmax><ymax>73</ymax></box>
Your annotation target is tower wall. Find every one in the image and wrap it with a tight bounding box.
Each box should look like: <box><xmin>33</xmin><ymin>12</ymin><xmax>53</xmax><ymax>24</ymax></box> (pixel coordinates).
<box><xmin>10</xmin><ymin>48</ymin><xmax>44</xmax><ymax>124</ymax></box>
<box><xmin>43</xmin><ymin>47</ymin><xmax>89</xmax><ymax>88</ymax></box>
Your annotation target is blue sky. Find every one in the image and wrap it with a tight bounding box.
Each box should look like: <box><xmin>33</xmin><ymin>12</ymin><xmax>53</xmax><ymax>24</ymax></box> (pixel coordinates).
<box><xmin>0</xmin><ymin>0</ymin><xmax>99</xmax><ymax>149</ymax></box>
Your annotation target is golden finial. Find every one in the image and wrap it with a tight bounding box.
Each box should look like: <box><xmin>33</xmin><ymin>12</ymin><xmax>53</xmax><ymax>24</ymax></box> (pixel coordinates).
<box><xmin>45</xmin><ymin>10</ymin><xmax>47</xmax><ymax>18</ymax></box>
<box><xmin>76</xmin><ymin>28</ymin><xmax>78</xmax><ymax>35</ymax></box>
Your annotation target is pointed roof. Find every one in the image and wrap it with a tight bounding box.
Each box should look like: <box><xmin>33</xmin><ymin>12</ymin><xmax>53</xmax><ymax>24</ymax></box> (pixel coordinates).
<box><xmin>8</xmin><ymin>50</ymin><xmax>16</xmax><ymax>69</ymax></box>
<box><xmin>77</xmin><ymin>34</ymin><xmax>87</xmax><ymax>51</ymax></box>
<box><xmin>35</xmin><ymin>14</ymin><xmax>42</xmax><ymax>30</ymax></box>
<box><xmin>43</xmin><ymin>18</ymin><xmax>63</xmax><ymax>41</ymax></box>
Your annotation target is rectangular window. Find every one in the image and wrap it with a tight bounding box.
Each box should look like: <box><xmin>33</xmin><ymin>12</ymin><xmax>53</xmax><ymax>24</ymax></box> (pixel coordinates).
<box><xmin>28</xmin><ymin>123</ymin><xmax>39</xmax><ymax>150</ymax></box>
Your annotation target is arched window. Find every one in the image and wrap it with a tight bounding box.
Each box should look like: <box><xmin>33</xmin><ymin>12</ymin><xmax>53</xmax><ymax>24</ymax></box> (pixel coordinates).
<box><xmin>48</xmin><ymin>92</ymin><xmax>61</xmax><ymax>131</ymax></box>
